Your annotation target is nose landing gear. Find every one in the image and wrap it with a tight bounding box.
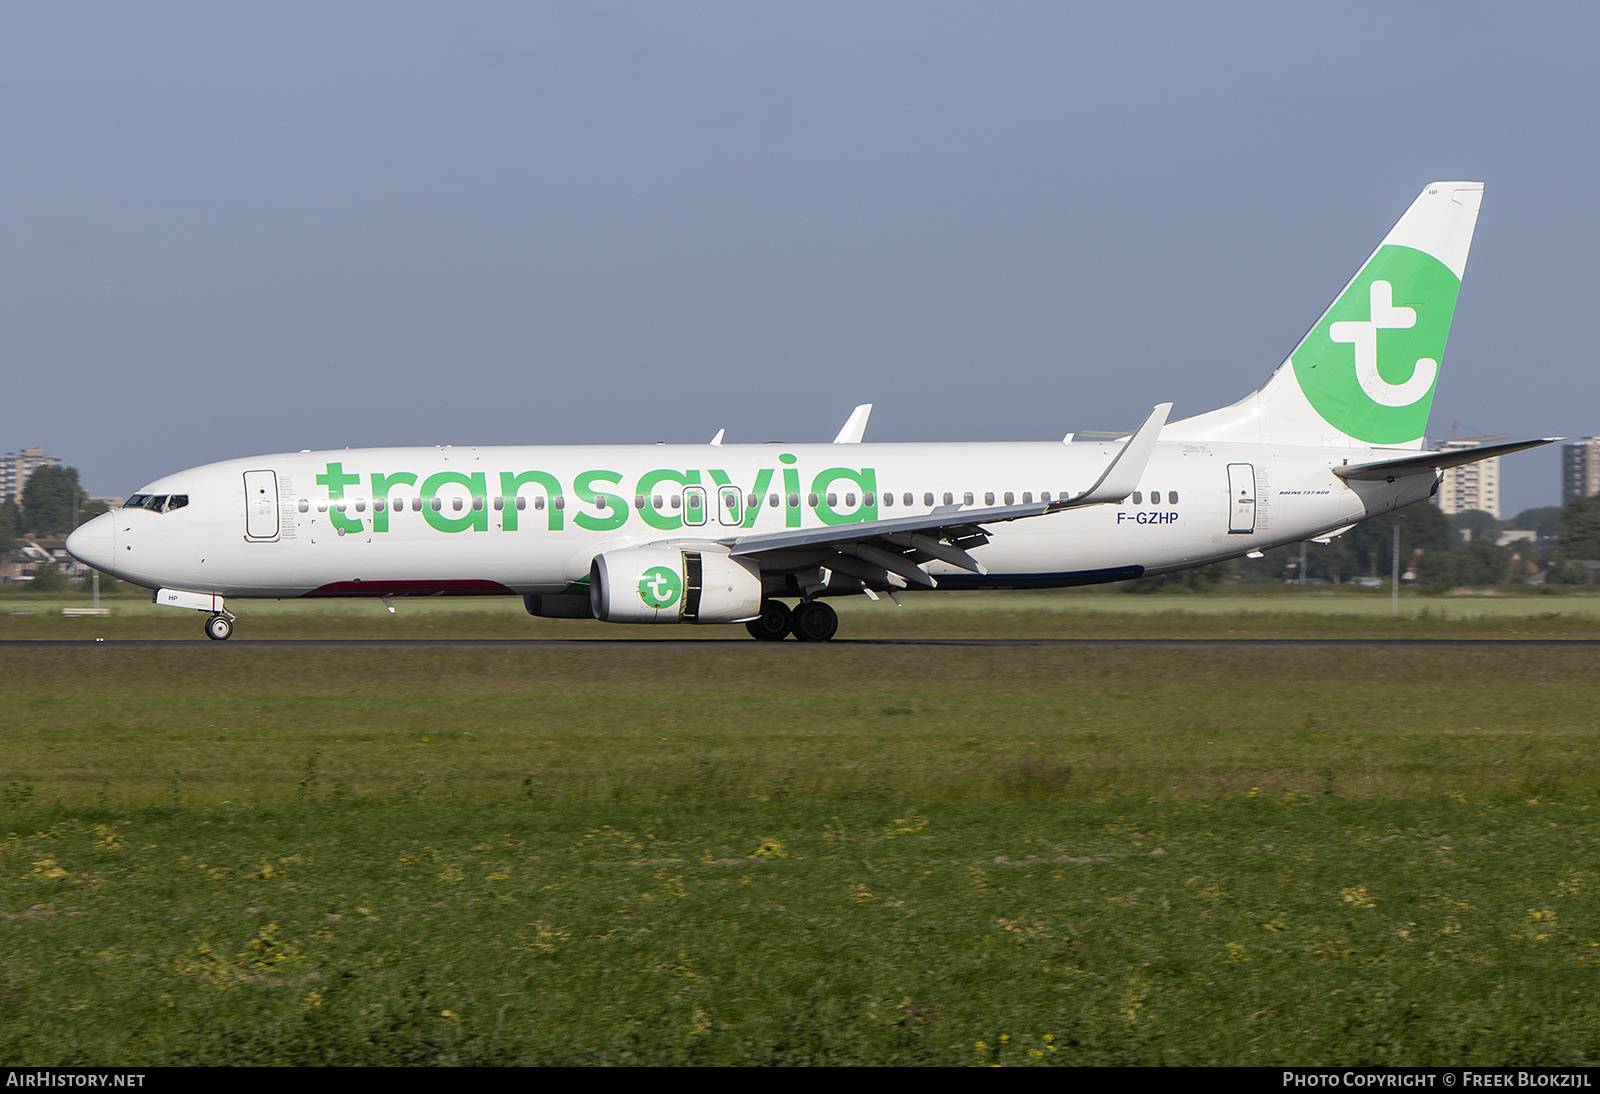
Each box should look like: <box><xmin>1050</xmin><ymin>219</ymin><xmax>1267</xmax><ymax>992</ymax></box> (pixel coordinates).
<box><xmin>204</xmin><ymin>613</ymin><xmax>234</xmax><ymax>641</ymax></box>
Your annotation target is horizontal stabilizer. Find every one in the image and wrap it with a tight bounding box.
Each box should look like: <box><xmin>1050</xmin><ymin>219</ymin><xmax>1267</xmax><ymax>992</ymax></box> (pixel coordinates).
<box><xmin>1333</xmin><ymin>437</ymin><xmax>1557</xmax><ymax>481</ymax></box>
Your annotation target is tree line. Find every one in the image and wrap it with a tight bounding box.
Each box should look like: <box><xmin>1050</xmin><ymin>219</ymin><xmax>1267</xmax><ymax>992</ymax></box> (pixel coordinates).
<box><xmin>2</xmin><ymin>466</ymin><xmax>115</xmax><ymax>590</ymax></box>
<box><xmin>1128</xmin><ymin>495</ymin><xmax>1600</xmax><ymax>592</ymax></box>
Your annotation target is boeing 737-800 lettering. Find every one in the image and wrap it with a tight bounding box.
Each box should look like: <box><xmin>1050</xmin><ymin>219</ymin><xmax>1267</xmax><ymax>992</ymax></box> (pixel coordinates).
<box><xmin>66</xmin><ymin>182</ymin><xmax>1552</xmax><ymax>641</ymax></box>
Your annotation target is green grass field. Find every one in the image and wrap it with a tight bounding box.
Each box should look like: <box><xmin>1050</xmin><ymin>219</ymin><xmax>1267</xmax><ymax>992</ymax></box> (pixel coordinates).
<box><xmin>3</xmin><ymin>800</ymin><xmax>1598</xmax><ymax>1065</ymax></box>
<box><xmin>3</xmin><ymin>595</ymin><xmax>1600</xmax><ymax>1064</ymax></box>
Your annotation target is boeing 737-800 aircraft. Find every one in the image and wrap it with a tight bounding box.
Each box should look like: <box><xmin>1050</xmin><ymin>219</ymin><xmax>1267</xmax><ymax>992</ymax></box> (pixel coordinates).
<box><xmin>67</xmin><ymin>182</ymin><xmax>1551</xmax><ymax>641</ymax></box>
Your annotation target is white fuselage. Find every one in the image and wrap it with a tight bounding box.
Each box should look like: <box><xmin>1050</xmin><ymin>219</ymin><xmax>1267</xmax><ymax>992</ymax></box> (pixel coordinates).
<box><xmin>67</xmin><ymin>439</ymin><xmax>1435</xmax><ymax>602</ymax></box>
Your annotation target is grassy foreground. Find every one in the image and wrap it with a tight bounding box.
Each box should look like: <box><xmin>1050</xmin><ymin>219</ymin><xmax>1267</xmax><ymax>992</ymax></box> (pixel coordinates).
<box><xmin>3</xmin><ymin>645</ymin><xmax>1600</xmax><ymax>805</ymax></box>
<box><xmin>3</xmin><ymin>632</ymin><xmax>1600</xmax><ymax>1064</ymax></box>
<box><xmin>3</xmin><ymin>799</ymin><xmax>1598</xmax><ymax>1065</ymax></box>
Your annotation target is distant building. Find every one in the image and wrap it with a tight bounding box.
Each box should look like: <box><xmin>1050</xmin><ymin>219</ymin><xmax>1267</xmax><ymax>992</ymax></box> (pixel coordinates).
<box><xmin>0</xmin><ymin>447</ymin><xmax>61</xmax><ymax>499</ymax></box>
<box><xmin>1432</xmin><ymin>432</ymin><xmax>1504</xmax><ymax>519</ymax></box>
<box><xmin>1562</xmin><ymin>437</ymin><xmax>1600</xmax><ymax>503</ymax></box>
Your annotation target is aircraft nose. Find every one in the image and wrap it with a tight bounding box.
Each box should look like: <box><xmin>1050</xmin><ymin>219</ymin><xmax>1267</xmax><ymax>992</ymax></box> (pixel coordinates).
<box><xmin>66</xmin><ymin>512</ymin><xmax>116</xmax><ymax>573</ymax></box>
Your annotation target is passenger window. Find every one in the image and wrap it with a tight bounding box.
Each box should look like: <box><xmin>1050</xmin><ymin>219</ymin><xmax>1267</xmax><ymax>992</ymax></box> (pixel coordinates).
<box><xmin>355</xmin><ymin>499</ymin><xmax>366</xmax><ymax>513</ymax></box>
<box><xmin>392</xmin><ymin>497</ymin><xmax>404</xmax><ymax>511</ymax></box>
<box><xmin>863</xmin><ymin>492</ymin><xmax>874</xmax><ymax>507</ymax></box>
<box><xmin>553</xmin><ymin>496</ymin><xmax>564</xmax><ymax>510</ymax></box>
<box><xmin>788</xmin><ymin>493</ymin><xmax>799</xmax><ymax>508</ymax></box>
<box><xmin>985</xmin><ymin>492</ymin><xmax>995</xmax><ymax>505</ymax></box>
<box><xmin>687</xmin><ymin>495</ymin><xmax>700</xmax><ymax>510</ymax></box>
<box><xmin>923</xmin><ymin>492</ymin><xmax>934</xmax><ymax>506</ymax></box>
<box><xmin>671</xmin><ymin>495</ymin><xmax>681</xmax><ymax>509</ymax></box>
<box><xmin>532</xmin><ymin>496</ymin><xmax>542</xmax><ymax>511</ymax></box>
<box><xmin>1151</xmin><ymin>491</ymin><xmax>1160</xmax><ymax>505</ymax></box>
<box><xmin>431</xmin><ymin>498</ymin><xmax>442</xmax><ymax>512</ymax></box>
<box><xmin>808</xmin><ymin>493</ymin><xmax>818</xmax><ymax>508</ymax></box>
<box><xmin>634</xmin><ymin>494</ymin><xmax>646</xmax><ymax>510</ymax></box>
<box><xmin>1022</xmin><ymin>492</ymin><xmax>1032</xmax><ymax>504</ymax></box>
<box><xmin>769</xmin><ymin>493</ymin><xmax>780</xmax><ymax>508</ymax></box>
<box><xmin>963</xmin><ymin>492</ymin><xmax>974</xmax><ymax>506</ymax></box>
<box><xmin>826</xmin><ymin>493</ymin><xmax>837</xmax><ymax>507</ymax></box>
<box><xmin>595</xmin><ymin>496</ymin><xmax>609</xmax><ymax>510</ymax></box>
<box><xmin>515</xmin><ymin>496</ymin><xmax>526</xmax><ymax>511</ymax></box>
<box><xmin>334</xmin><ymin>501</ymin><xmax>346</xmax><ymax>513</ymax></box>
<box><xmin>374</xmin><ymin>499</ymin><xmax>385</xmax><ymax>513</ymax></box>
<box><xmin>1040</xmin><ymin>492</ymin><xmax>1050</xmax><ymax>503</ymax></box>
<box><xmin>747</xmin><ymin>493</ymin><xmax>758</xmax><ymax>509</ymax></box>
<box><xmin>474</xmin><ymin>497</ymin><xmax>485</xmax><ymax>511</ymax></box>
<box><xmin>943</xmin><ymin>492</ymin><xmax>953</xmax><ymax>506</ymax></box>
<box><xmin>298</xmin><ymin>499</ymin><xmax>309</xmax><ymax>513</ymax></box>
<box><xmin>452</xmin><ymin>498</ymin><xmax>464</xmax><ymax>512</ymax></box>
<box><xmin>1131</xmin><ymin>492</ymin><xmax>1141</xmax><ymax>505</ymax></box>
<box><xmin>317</xmin><ymin>502</ymin><xmax>328</xmax><ymax>513</ymax></box>
<box><xmin>1004</xmin><ymin>491</ymin><xmax>1014</xmax><ymax>505</ymax></box>
<box><xmin>493</xmin><ymin>497</ymin><xmax>504</xmax><ymax>511</ymax></box>
<box><xmin>882</xmin><ymin>493</ymin><xmax>893</xmax><ymax>507</ymax></box>
<box><xmin>1169</xmin><ymin>491</ymin><xmax>1179</xmax><ymax>504</ymax></box>
<box><xmin>845</xmin><ymin>493</ymin><xmax>856</xmax><ymax>507</ymax></box>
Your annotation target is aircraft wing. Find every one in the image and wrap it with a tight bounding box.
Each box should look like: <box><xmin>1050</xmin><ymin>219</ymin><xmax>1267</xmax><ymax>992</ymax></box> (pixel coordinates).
<box><xmin>715</xmin><ymin>403</ymin><xmax>1171</xmax><ymax>587</ymax></box>
<box><xmin>1332</xmin><ymin>437</ymin><xmax>1557</xmax><ymax>481</ymax></box>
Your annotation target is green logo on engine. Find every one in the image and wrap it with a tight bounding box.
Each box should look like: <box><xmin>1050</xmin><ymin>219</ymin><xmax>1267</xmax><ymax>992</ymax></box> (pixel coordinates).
<box><xmin>1291</xmin><ymin>244</ymin><xmax>1461</xmax><ymax>446</ymax></box>
<box><xmin>638</xmin><ymin>566</ymin><xmax>682</xmax><ymax>609</ymax></box>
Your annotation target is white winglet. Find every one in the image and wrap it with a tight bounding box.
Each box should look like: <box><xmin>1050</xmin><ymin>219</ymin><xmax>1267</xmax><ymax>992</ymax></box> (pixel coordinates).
<box><xmin>833</xmin><ymin>404</ymin><xmax>872</xmax><ymax>444</ymax></box>
<box><xmin>709</xmin><ymin>428</ymin><xmax>725</xmax><ymax>446</ymax></box>
<box><xmin>1072</xmin><ymin>403</ymin><xmax>1172</xmax><ymax>505</ymax></box>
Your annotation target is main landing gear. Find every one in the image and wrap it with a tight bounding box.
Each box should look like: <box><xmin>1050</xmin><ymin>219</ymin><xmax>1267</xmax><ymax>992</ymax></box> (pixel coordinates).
<box><xmin>745</xmin><ymin>599</ymin><xmax>838</xmax><ymax>642</ymax></box>
<box><xmin>204</xmin><ymin>613</ymin><xmax>234</xmax><ymax>641</ymax></box>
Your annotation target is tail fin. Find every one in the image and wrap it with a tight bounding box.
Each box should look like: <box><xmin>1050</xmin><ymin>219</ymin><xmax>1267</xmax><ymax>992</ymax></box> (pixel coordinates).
<box><xmin>1168</xmin><ymin>182</ymin><xmax>1483</xmax><ymax>450</ymax></box>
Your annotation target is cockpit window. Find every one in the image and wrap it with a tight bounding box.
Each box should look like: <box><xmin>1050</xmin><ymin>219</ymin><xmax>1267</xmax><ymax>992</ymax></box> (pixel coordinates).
<box><xmin>122</xmin><ymin>493</ymin><xmax>187</xmax><ymax>513</ymax></box>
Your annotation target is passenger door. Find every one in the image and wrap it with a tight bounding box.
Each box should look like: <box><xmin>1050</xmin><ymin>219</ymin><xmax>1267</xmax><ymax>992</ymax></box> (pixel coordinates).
<box><xmin>244</xmin><ymin>470</ymin><xmax>280</xmax><ymax>541</ymax></box>
<box><xmin>1227</xmin><ymin>463</ymin><xmax>1256</xmax><ymax>534</ymax></box>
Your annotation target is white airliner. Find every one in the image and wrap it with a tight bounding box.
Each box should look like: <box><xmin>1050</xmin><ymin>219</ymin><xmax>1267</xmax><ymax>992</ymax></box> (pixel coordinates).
<box><xmin>67</xmin><ymin>182</ymin><xmax>1550</xmax><ymax>641</ymax></box>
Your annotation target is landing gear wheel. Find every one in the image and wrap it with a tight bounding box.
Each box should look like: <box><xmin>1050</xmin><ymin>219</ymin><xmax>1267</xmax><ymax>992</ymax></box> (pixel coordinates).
<box><xmin>745</xmin><ymin>600</ymin><xmax>793</xmax><ymax>641</ymax></box>
<box><xmin>789</xmin><ymin>600</ymin><xmax>838</xmax><ymax>642</ymax></box>
<box><xmin>204</xmin><ymin>614</ymin><xmax>233</xmax><ymax>641</ymax></box>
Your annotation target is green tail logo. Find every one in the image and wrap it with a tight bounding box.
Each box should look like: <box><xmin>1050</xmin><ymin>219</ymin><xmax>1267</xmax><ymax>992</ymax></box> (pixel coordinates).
<box><xmin>1291</xmin><ymin>244</ymin><xmax>1461</xmax><ymax>446</ymax></box>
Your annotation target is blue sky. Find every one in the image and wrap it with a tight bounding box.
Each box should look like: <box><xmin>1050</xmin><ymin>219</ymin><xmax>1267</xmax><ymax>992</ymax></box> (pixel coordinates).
<box><xmin>3</xmin><ymin>2</ymin><xmax>1595</xmax><ymax>516</ymax></box>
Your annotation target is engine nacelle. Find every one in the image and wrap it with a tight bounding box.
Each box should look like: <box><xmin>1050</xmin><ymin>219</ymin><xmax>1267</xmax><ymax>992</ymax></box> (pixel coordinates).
<box><xmin>589</xmin><ymin>547</ymin><xmax>762</xmax><ymax>624</ymax></box>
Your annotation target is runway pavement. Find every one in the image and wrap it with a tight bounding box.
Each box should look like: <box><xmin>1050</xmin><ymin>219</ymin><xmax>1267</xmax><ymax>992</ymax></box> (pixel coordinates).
<box><xmin>5</xmin><ymin>638</ymin><xmax>1600</xmax><ymax>650</ymax></box>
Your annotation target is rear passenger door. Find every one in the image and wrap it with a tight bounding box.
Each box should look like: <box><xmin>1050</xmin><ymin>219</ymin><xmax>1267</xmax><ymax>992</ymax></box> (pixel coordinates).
<box><xmin>1227</xmin><ymin>463</ymin><xmax>1256</xmax><ymax>534</ymax></box>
